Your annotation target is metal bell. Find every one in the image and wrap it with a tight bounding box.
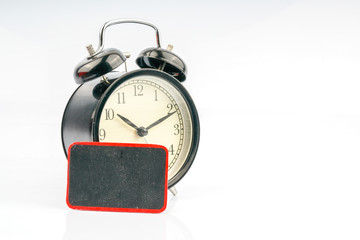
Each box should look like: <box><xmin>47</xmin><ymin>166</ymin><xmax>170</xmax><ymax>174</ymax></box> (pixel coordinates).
<box><xmin>136</xmin><ymin>47</ymin><xmax>187</xmax><ymax>82</ymax></box>
<box><xmin>74</xmin><ymin>48</ymin><xmax>126</xmax><ymax>84</ymax></box>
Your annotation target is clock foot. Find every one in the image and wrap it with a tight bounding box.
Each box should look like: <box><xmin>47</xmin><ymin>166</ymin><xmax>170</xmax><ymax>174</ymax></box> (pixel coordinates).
<box><xmin>169</xmin><ymin>187</ymin><xmax>177</xmax><ymax>196</ymax></box>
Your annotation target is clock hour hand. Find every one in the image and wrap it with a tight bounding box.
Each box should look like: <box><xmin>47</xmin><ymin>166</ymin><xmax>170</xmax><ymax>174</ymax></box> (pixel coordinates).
<box><xmin>146</xmin><ymin>111</ymin><xmax>176</xmax><ymax>130</ymax></box>
<box><xmin>117</xmin><ymin>114</ymin><xmax>139</xmax><ymax>130</ymax></box>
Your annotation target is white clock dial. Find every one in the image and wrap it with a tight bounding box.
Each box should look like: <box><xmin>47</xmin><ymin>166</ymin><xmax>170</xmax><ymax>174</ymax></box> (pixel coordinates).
<box><xmin>97</xmin><ymin>75</ymin><xmax>193</xmax><ymax>181</ymax></box>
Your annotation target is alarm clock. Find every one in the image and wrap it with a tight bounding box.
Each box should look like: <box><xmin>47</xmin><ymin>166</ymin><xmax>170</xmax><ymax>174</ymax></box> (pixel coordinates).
<box><xmin>61</xmin><ymin>19</ymin><xmax>200</xmax><ymax>192</ymax></box>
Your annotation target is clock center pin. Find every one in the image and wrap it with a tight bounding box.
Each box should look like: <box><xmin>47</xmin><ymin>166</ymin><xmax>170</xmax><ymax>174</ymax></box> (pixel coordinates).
<box><xmin>137</xmin><ymin>126</ymin><xmax>148</xmax><ymax>137</ymax></box>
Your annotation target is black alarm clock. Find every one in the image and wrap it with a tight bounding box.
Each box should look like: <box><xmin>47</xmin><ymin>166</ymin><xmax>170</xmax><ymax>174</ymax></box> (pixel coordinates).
<box><xmin>61</xmin><ymin>19</ymin><xmax>200</xmax><ymax>193</ymax></box>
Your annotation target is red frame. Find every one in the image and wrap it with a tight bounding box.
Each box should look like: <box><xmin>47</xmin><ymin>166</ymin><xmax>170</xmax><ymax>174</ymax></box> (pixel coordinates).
<box><xmin>66</xmin><ymin>142</ymin><xmax>168</xmax><ymax>213</ymax></box>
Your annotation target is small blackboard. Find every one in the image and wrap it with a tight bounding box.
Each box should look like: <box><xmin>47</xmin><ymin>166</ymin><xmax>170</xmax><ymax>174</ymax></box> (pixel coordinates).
<box><xmin>66</xmin><ymin>142</ymin><xmax>168</xmax><ymax>213</ymax></box>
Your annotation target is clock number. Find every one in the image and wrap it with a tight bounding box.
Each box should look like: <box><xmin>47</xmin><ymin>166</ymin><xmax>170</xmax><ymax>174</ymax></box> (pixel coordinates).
<box><xmin>174</xmin><ymin>124</ymin><xmax>180</xmax><ymax>135</ymax></box>
<box><xmin>169</xmin><ymin>144</ymin><xmax>174</xmax><ymax>155</ymax></box>
<box><xmin>105</xmin><ymin>108</ymin><xmax>114</xmax><ymax>120</ymax></box>
<box><xmin>167</xmin><ymin>103</ymin><xmax>173</xmax><ymax>114</ymax></box>
<box><xmin>154</xmin><ymin>90</ymin><xmax>158</xmax><ymax>101</ymax></box>
<box><xmin>134</xmin><ymin>85</ymin><xmax>144</xmax><ymax>96</ymax></box>
<box><xmin>117</xmin><ymin>92</ymin><xmax>125</xmax><ymax>104</ymax></box>
<box><xmin>99</xmin><ymin>128</ymin><xmax>106</xmax><ymax>140</ymax></box>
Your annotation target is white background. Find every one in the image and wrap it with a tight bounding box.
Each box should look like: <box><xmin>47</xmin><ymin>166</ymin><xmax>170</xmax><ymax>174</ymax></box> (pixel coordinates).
<box><xmin>0</xmin><ymin>0</ymin><xmax>360</xmax><ymax>239</ymax></box>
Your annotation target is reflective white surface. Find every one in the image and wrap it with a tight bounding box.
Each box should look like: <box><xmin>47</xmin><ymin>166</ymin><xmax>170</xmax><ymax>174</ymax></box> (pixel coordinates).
<box><xmin>1</xmin><ymin>0</ymin><xmax>360</xmax><ymax>239</ymax></box>
<box><xmin>63</xmin><ymin>197</ymin><xmax>193</xmax><ymax>240</ymax></box>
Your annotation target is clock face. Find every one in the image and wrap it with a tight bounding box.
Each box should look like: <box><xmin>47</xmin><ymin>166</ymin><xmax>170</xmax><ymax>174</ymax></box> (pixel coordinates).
<box><xmin>94</xmin><ymin>71</ymin><xmax>197</xmax><ymax>185</ymax></box>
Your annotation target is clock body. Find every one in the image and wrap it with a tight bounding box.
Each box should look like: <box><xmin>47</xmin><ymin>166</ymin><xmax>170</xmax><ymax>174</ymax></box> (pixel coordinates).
<box><xmin>61</xmin><ymin>69</ymin><xmax>200</xmax><ymax>188</ymax></box>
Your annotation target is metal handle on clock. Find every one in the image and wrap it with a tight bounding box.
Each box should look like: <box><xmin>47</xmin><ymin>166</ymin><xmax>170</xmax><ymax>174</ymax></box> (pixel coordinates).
<box><xmin>90</xmin><ymin>19</ymin><xmax>161</xmax><ymax>58</ymax></box>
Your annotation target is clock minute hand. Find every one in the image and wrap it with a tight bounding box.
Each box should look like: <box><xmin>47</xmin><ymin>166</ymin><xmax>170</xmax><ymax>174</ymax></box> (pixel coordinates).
<box><xmin>117</xmin><ymin>114</ymin><xmax>139</xmax><ymax>130</ymax></box>
<box><xmin>146</xmin><ymin>111</ymin><xmax>176</xmax><ymax>130</ymax></box>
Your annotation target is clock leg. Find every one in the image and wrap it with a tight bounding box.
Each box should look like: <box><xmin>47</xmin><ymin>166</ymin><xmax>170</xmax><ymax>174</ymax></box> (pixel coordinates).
<box><xmin>169</xmin><ymin>187</ymin><xmax>177</xmax><ymax>196</ymax></box>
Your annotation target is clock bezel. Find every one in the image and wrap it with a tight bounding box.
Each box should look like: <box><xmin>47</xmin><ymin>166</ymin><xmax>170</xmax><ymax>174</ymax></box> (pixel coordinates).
<box><xmin>92</xmin><ymin>69</ymin><xmax>200</xmax><ymax>188</ymax></box>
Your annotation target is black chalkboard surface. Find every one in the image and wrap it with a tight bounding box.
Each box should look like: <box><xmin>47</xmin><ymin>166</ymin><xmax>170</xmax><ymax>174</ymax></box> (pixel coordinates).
<box><xmin>66</xmin><ymin>142</ymin><xmax>168</xmax><ymax>213</ymax></box>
